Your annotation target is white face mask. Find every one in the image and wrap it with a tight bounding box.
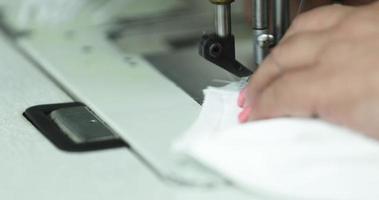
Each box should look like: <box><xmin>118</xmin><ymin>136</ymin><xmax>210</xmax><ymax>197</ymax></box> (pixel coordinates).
<box><xmin>175</xmin><ymin>81</ymin><xmax>379</xmax><ymax>200</ymax></box>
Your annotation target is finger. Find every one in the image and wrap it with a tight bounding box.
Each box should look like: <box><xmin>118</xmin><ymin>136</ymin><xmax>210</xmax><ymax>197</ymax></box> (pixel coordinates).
<box><xmin>238</xmin><ymin>87</ymin><xmax>247</xmax><ymax>108</ymax></box>
<box><xmin>248</xmin><ymin>67</ymin><xmax>326</xmax><ymax>120</ymax></box>
<box><xmin>245</xmin><ymin>31</ymin><xmax>329</xmax><ymax>105</ymax></box>
<box><xmin>282</xmin><ymin>4</ymin><xmax>352</xmax><ymax>42</ymax></box>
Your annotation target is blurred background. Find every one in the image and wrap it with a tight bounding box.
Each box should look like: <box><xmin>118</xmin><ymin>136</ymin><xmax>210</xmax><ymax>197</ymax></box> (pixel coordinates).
<box><xmin>0</xmin><ymin>0</ymin><xmax>253</xmax><ymax>102</ymax></box>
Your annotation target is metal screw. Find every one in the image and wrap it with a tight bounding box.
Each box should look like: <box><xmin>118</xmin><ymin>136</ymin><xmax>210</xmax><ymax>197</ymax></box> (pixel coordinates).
<box><xmin>209</xmin><ymin>43</ymin><xmax>223</xmax><ymax>58</ymax></box>
<box><xmin>257</xmin><ymin>34</ymin><xmax>274</xmax><ymax>48</ymax></box>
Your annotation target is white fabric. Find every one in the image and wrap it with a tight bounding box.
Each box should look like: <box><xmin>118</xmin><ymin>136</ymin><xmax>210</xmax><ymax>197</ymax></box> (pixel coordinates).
<box><xmin>175</xmin><ymin>85</ymin><xmax>379</xmax><ymax>200</ymax></box>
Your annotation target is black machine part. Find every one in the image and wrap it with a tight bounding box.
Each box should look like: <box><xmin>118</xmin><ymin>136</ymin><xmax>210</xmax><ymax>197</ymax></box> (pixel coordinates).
<box><xmin>199</xmin><ymin>0</ymin><xmax>252</xmax><ymax>77</ymax></box>
<box><xmin>199</xmin><ymin>33</ymin><xmax>252</xmax><ymax>77</ymax></box>
<box><xmin>24</xmin><ymin>103</ymin><xmax>128</xmax><ymax>152</ymax></box>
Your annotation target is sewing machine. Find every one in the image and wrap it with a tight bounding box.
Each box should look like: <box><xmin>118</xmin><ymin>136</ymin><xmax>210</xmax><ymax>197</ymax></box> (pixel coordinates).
<box><xmin>0</xmin><ymin>0</ymin><xmax>294</xmax><ymax>199</ymax></box>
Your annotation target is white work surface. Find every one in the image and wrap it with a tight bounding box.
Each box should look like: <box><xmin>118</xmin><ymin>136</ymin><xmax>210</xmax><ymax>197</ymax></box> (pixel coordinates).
<box><xmin>0</xmin><ymin>32</ymin><xmax>164</xmax><ymax>200</ymax></box>
<box><xmin>17</xmin><ymin>24</ymin><xmax>223</xmax><ymax>185</ymax></box>
<box><xmin>0</xmin><ymin>31</ymin><xmax>261</xmax><ymax>199</ymax></box>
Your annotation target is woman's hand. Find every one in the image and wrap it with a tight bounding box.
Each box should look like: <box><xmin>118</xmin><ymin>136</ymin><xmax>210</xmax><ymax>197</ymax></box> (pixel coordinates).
<box><xmin>239</xmin><ymin>2</ymin><xmax>379</xmax><ymax>139</ymax></box>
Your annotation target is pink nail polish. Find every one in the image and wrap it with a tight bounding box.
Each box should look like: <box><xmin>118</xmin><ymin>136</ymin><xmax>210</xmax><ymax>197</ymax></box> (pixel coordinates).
<box><xmin>238</xmin><ymin>107</ymin><xmax>252</xmax><ymax>123</ymax></box>
<box><xmin>238</xmin><ymin>88</ymin><xmax>247</xmax><ymax>108</ymax></box>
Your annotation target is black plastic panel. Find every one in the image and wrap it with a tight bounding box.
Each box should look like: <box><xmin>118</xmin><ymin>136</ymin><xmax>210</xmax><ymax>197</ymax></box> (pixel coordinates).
<box><xmin>23</xmin><ymin>102</ymin><xmax>129</xmax><ymax>152</ymax></box>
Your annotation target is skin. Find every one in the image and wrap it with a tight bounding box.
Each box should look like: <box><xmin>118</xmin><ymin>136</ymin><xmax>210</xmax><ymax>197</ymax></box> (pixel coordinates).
<box><xmin>239</xmin><ymin>1</ymin><xmax>379</xmax><ymax>139</ymax></box>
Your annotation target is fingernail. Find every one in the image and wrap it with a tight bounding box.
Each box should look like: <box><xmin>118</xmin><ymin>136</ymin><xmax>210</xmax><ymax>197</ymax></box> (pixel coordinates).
<box><xmin>238</xmin><ymin>88</ymin><xmax>247</xmax><ymax>108</ymax></box>
<box><xmin>238</xmin><ymin>106</ymin><xmax>252</xmax><ymax>123</ymax></box>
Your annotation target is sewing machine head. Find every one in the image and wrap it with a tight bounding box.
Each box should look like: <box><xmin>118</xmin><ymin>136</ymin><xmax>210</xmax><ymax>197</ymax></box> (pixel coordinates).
<box><xmin>199</xmin><ymin>0</ymin><xmax>293</xmax><ymax>77</ymax></box>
